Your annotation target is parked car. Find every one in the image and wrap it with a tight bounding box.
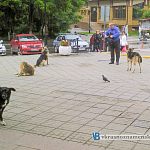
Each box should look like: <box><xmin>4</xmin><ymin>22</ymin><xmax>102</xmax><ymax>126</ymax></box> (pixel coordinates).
<box><xmin>0</xmin><ymin>40</ymin><xmax>6</xmax><ymax>56</ymax></box>
<box><xmin>52</xmin><ymin>34</ymin><xmax>89</xmax><ymax>53</ymax></box>
<box><xmin>10</xmin><ymin>34</ymin><xmax>43</xmax><ymax>55</ymax></box>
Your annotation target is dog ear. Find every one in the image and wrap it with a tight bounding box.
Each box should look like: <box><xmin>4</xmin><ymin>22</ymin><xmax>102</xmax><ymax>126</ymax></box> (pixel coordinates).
<box><xmin>9</xmin><ymin>88</ymin><xmax>16</xmax><ymax>92</ymax></box>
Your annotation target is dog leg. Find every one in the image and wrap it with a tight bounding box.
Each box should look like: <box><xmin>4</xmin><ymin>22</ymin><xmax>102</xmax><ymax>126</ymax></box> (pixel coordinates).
<box><xmin>0</xmin><ymin>108</ymin><xmax>6</xmax><ymax>126</ymax></box>
<box><xmin>47</xmin><ymin>58</ymin><xmax>49</xmax><ymax>65</ymax></box>
<box><xmin>129</xmin><ymin>62</ymin><xmax>132</xmax><ymax>71</ymax></box>
<box><xmin>0</xmin><ymin>120</ymin><xmax>6</xmax><ymax>126</ymax></box>
<box><xmin>127</xmin><ymin>61</ymin><xmax>129</xmax><ymax>71</ymax></box>
<box><xmin>139</xmin><ymin>63</ymin><xmax>142</xmax><ymax>73</ymax></box>
<box><xmin>132</xmin><ymin>63</ymin><xmax>136</xmax><ymax>73</ymax></box>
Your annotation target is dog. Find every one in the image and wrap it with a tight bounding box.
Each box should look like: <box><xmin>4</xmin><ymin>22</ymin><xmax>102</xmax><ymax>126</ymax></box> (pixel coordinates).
<box><xmin>127</xmin><ymin>48</ymin><xmax>142</xmax><ymax>73</ymax></box>
<box><xmin>0</xmin><ymin>87</ymin><xmax>16</xmax><ymax>125</ymax></box>
<box><xmin>34</xmin><ymin>47</ymin><xmax>49</xmax><ymax>67</ymax></box>
<box><xmin>17</xmin><ymin>62</ymin><xmax>35</xmax><ymax>76</ymax></box>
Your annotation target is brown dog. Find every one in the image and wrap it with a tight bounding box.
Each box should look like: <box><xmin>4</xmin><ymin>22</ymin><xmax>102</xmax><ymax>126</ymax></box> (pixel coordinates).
<box><xmin>127</xmin><ymin>48</ymin><xmax>142</xmax><ymax>73</ymax></box>
<box><xmin>17</xmin><ymin>62</ymin><xmax>35</xmax><ymax>76</ymax></box>
<box><xmin>34</xmin><ymin>47</ymin><xmax>49</xmax><ymax>67</ymax></box>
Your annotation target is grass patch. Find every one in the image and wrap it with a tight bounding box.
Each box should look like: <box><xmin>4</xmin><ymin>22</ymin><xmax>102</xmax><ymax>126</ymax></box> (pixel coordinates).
<box><xmin>78</xmin><ymin>31</ymin><xmax>94</xmax><ymax>35</ymax></box>
<box><xmin>128</xmin><ymin>30</ymin><xmax>138</xmax><ymax>36</ymax></box>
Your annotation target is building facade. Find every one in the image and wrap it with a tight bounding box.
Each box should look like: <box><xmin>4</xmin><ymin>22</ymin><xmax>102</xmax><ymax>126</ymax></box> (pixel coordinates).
<box><xmin>78</xmin><ymin>0</ymin><xmax>150</xmax><ymax>31</ymax></box>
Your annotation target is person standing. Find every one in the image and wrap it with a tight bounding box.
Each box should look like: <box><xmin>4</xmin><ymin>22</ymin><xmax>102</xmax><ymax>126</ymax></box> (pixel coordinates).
<box><xmin>93</xmin><ymin>30</ymin><xmax>103</xmax><ymax>52</ymax></box>
<box><xmin>105</xmin><ymin>23</ymin><xmax>121</xmax><ymax>65</ymax></box>
<box><xmin>125</xmin><ymin>24</ymin><xmax>128</xmax><ymax>37</ymax></box>
<box><xmin>120</xmin><ymin>31</ymin><xmax>128</xmax><ymax>53</ymax></box>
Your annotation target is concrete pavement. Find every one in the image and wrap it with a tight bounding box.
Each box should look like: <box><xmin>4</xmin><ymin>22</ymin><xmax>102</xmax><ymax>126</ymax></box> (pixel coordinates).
<box><xmin>0</xmin><ymin>50</ymin><xmax>150</xmax><ymax>150</ymax></box>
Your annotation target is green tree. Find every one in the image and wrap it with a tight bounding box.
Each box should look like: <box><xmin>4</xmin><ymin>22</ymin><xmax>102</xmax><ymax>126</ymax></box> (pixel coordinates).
<box><xmin>142</xmin><ymin>9</ymin><xmax>150</xmax><ymax>18</ymax></box>
<box><xmin>0</xmin><ymin>0</ymin><xmax>87</xmax><ymax>37</ymax></box>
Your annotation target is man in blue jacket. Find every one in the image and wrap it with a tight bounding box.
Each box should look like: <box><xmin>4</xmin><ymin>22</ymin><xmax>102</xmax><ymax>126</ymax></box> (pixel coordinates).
<box><xmin>105</xmin><ymin>23</ymin><xmax>121</xmax><ymax>65</ymax></box>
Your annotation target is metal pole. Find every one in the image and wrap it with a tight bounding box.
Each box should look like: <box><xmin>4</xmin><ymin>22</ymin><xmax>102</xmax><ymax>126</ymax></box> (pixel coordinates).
<box><xmin>76</xmin><ymin>38</ymin><xmax>79</xmax><ymax>53</ymax></box>
<box><xmin>104</xmin><ymin>5</ymin><xmax>106</xmax><ymax>31</ymax></box>
<box><xmin>89</xmin><ymin>10</ymin><xmax>91</xmax><ymax>33</ymax></box>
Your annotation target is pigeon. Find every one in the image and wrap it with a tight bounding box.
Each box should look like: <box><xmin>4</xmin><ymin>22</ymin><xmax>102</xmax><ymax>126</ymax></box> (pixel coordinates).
<box><xmin>102</xmin><ymin>75</ymin><xmax>110</xmax><ymax>82</ymax></box>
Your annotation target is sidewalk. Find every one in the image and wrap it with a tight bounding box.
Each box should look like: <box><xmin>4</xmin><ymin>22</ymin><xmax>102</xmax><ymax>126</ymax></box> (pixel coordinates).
<box><xmin>0</xmin><ymin>51</ymin><xmax>150</xmax><ymax>150</ymax></box>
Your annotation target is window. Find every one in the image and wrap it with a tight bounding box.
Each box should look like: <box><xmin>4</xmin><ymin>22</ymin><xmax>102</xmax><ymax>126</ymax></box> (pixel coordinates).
<box><xmin>80</xmin><ymin>10</ymin><xmax>87</xmax><ymax>16</ymax></box>
<box><xmin>133</xmin><ymin>2</ymin><xmax>144</xmax><ymax>19</ymax></box>
<box><xmin>113</xmin><ymin>6</ymin><xmax>126</xmax><ymax>19</ymax></box>
<box><xmin>101</xmin><ymin>6</ymin><xmax>110</xmax><ymax>22</ymax></box>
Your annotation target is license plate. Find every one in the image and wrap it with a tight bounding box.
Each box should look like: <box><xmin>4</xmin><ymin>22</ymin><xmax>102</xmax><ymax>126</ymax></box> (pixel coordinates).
<box><xmin>30</xmin><ymin>49</ymin><xmax>37</xmax><ymax>51</ymax></box>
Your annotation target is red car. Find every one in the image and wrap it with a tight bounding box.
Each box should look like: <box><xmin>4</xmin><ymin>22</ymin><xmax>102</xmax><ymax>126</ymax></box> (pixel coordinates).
<box><xmin>10</xmin><ymin>34</ymin><xmax>43</xmax><ymax>55</ymax></box>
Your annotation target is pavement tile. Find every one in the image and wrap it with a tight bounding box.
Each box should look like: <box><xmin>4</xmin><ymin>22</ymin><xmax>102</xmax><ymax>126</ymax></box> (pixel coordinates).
<box><xmin>124</xmin><ymin>126</ymin><xmax>148</xmax><ymax>134</ymax></box>
<box><xmin>11</xmin><ymin>122</ymin><xmax>37</xmax><ymax>132</ymax></box>
<box><xmin>68</xmin><ymin>116</ymin><xmax>91</xmax><ymax>125</ymax></box>
<box><xmin>78</xmin><ymin>111</ymin><xmax>99</xmax><ymax>119</ymax></box>
<box><xmin>41</xmin><ymin>119</ymin><xmax>64</xmax><ymax>128</ymax></box>
<box><xmin>105</xmin><ymin>123</ymin><xmax>128</xmax><ymax>132</ymax></box>
<box><xmin>52</xmin><ymin>114</ymin><xmax>74</xmax><ymax>122</ymax></box>
<box><xmin>29</xmin><ymin>125</ymin><xmax>55</xmax><ymax>136</ymax></box>
<box><xmin>137</xmin><ymin>110</ymin><xmax>150</xmax><ymax>121</ymax></box>
<box><xmin>58</xmin><ymin>122</ymin><xmax>83</xmax><ymax>131</ymax></box>
<box><xmin>86</xmin><ymin>119</ymin><xmax>110</xmax><ymax>128</ymax></box>
<box><xmin>119</xmin><ymin>112</ymin><xmax>139</xmax><ymax>119</ymax></box>
<box><xmin>95</xmin><ymin>114</ymin><xmax>116</xmax><ymax>122</ymax></box>
<box><xmin>133</xmin><ymin>143</ymin><xmax>150</xmax><ymax>150</ymax></box>
<box><xmin>77</xmin><ymin>125</ymin><xmax>101</xmax><ymax>134</ymax></box>
<box><xmin>102</xmin><ymin>110</ymin><xmax>123</xmax><ymax>117</ymax></box>
<box><xmin>108</xmin><ymin>141</ymin><xmax>136</xmax><ymax>150</ymax></box>
<box><xmin>66</xmin><ymin>132</ymin><xmax>91</xmax><ymax>143</ymax></box>
<box><xmin>112</xmin><ymin>117</ymin><xmax>134</xmax><ymax>125</ymax></box>
<box><xmin>47</xmin><ymin>128</ymin><xmax>73</xmax><ymax>140</ymax></box>
<box><xmin>86</xmin><ymin>138</ymin><xmax>112</xmax><ymax>148</ymax></box>
<box><xmin>14</xmin><ymin>146</ymin><xmax>40</xmax><ymax>150</ymax></box>
<box><xmin>131</xmin><ymin>120</ymin><xmax>150</xmax><ymax>129</ymax></box>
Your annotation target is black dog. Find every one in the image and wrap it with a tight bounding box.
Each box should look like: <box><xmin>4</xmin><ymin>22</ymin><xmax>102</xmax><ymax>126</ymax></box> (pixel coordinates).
<box><xmin>0</xmin><ymin>87</ymin><xmax>16</xmax><ymax>126</ymax></box>
<box><xmin>35</xmin><ymin>47</ymin><xmax>49</xmax><ymax>67</ymax></box>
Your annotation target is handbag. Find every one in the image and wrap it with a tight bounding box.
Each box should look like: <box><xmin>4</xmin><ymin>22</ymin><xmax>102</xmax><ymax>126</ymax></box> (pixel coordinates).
<box><xmin>122</xmin><ymin>46</ymin><xmax>126</xmax><ymax>52</ymax></box>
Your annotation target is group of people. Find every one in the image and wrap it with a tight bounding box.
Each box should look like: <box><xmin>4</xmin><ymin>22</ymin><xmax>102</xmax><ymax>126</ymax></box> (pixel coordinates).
<box><xmin>91</xmin><ymin>23</ymin><xmax>128</xmax><ymax>65</ymax></box>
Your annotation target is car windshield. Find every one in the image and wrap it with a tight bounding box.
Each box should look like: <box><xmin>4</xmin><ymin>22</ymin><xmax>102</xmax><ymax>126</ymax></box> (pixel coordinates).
<box><xmin>19</xmin><ymin>35</ymin><xmax>39</xmax><ymax>42</ymax></box>
<box><xmin>65</xmin><ymin>35</ymin><xmax>82</xmax><ymax>41</ymax></box>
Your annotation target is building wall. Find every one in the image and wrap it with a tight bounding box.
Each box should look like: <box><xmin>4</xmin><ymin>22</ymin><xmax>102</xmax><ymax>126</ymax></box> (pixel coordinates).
<box><xmin>78</xmin><ymin>0</ymin><xmax>150</xmax><ymax>31</ymax></box>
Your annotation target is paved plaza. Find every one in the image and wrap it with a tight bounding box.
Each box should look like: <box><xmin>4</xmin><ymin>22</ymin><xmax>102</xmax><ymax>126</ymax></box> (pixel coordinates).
<box><xmin>0</xmin><ymin>50</ymin><xmax>150</xmax><ymax>150</ymax></box>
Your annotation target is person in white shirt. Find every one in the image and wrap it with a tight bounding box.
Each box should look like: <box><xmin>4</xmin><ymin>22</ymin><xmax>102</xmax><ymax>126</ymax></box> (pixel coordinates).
<box><xmin>120</xmin><ymin>31</ymin><xmax>128</xmax><ymax>52</ymax></box>
<box><xmin>125</xmin><ymin>24</ymin><xmax>128</xmax><ymax>37</ymax></box>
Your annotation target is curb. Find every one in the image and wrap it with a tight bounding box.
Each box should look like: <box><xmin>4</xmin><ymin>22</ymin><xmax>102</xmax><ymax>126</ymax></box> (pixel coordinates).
<box><xmin>121</xmin><ymin>54</ymin><xmax>150</xmax><ymax>59</ymax></box>
<box><xmin>143</xmin><ymin>56</ymin><xmax>150</xmax><ymax>59</ymax></box>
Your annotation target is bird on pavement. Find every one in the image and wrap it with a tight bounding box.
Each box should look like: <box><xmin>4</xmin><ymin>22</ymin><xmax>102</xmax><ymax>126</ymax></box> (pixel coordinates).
<box><xmin>102</xmin><ymin>75</ymin><xmax>110</xmax><ymax>82</ymax></box>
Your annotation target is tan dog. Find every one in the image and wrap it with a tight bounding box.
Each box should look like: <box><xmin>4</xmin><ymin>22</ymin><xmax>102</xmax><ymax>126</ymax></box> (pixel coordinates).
<box><xmin>127</xmin><ymin>48</ymin><xmax>142</xmax><ymax>73</ymax></box>
<box><xmin>17</xmin><ymin>62</ymin><xmax>35</xmax><ymax>76</ymax></box>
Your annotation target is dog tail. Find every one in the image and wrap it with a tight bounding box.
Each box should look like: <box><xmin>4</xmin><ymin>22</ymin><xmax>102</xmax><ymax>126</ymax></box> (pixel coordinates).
<box><xmin>9</xmin><ymin>88</ymin><xmax>16</xmax><ymax>91</ymax></box>
<box><xmin>139</xmin><ymin>56</ymin><xmax>142</xmax><ymax>63</ymax></box>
